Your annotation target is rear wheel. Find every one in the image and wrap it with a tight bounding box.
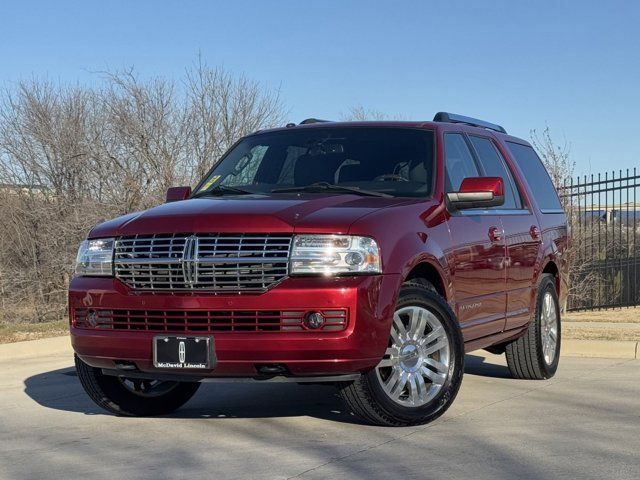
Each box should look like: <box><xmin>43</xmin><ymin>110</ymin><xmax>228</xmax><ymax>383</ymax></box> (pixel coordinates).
<box><xmin>505</xmin><ymin>274</ymin><xmax>561</xmax><ymax>379</ymax></box>
<box><xmin>75</xmin><ymin>355</ymin><xmax>200</xmax><ymax>416</ymax></box>
<box><xmin>339</xmin><ymin>282</ymin><xmax>464</xmax><ymax>426</ymax></box>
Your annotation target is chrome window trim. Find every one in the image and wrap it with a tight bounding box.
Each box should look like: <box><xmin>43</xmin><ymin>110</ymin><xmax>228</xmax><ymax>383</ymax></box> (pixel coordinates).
<box><xmin>457</xmin><ymin>209</ymin><xmax>534</xmax><ymax>216</ymax></box>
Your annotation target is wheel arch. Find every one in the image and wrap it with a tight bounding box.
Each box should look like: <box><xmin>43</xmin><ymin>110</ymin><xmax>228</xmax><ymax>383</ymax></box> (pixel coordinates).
<box><xmin>402</xmin><ymin>256</ymin><xmax>451</xmax><ymax>301</ymax></box>
<box><xmin>540</xmin><ymin>259</ymin><xmax>560</xmax><ymax>295</ymax></box>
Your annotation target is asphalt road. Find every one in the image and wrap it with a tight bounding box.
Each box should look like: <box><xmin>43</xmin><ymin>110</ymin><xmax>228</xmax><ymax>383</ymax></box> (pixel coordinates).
<box><xmin>1</xmin><ymin>337</ymin><xmax>638</xmax><ymax>480</ymax></box>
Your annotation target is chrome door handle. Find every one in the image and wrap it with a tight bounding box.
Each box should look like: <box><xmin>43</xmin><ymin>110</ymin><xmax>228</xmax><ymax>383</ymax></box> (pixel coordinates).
<box><xmin>530</xmin><ymin>225</ymin><xmax>542</xmax><ymax>241</ymax></box>
<box><xmin>488</xmin><ymin>226</ymin><xmax>504</xmax><ymax>243</ymax></box>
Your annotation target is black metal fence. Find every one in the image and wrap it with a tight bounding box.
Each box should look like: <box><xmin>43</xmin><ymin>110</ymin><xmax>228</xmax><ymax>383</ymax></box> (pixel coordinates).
<box><xmin>558</xmin><ymin>168</ymin><xmax>640</xmax><ymax>310</ymax></box>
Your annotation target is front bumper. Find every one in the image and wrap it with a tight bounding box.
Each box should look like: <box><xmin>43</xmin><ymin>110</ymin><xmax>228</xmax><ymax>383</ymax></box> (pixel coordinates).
<box><xmin>69</xmin><ymin>274</ymin><xmax>400</xmax><ymax>377</ymax></box>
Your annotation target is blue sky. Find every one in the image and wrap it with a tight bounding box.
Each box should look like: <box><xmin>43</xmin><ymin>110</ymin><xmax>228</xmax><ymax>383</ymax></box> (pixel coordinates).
<box><xmin>1</xmin><ymin>0</ymin><xmax>639</xmax><ymax>177</ymax></box>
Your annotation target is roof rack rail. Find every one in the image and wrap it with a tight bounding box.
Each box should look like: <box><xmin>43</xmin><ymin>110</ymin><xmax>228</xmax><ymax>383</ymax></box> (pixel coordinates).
<box><xmin>433</xmin><ymin>112</ymin><xmax>506</xmax><ymax>134</ymax></box>
<box><xmin>299</xmin><ymin>118</ymin><xmax>332</xmax><ymax>125</ymax></box>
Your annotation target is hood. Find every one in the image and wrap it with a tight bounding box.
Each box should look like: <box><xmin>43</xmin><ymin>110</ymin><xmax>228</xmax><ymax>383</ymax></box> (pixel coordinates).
<box><xmin>89</xmin><ymin>194</ymin><xmax>417</xmax><ymax>238</ymax></box>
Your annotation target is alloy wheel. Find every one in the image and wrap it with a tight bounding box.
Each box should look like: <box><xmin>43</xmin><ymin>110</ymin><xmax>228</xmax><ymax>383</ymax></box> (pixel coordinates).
<box><xmin>375</xmin><ymin>306</ymin><xmax>451</xmax><ymax>407</ymax></box>
<box><xmin>118</xmin><ymin>378</ymin><xmax>180</xmax><ymax>398</ymax></box>
<box><xmin>541</xmin><ymin>291</ymin><xmax>559</xmax><ymax>365</ymax></box>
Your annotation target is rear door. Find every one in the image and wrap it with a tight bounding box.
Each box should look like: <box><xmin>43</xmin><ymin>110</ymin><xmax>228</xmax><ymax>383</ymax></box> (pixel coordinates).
<box><xmin>443</xmin><ymin>133</ymin><xmax>507</xmax><ymax>341</ymax></box>
<box><xmin>467</xmin><ymin>135</ymin><xmax>540</xmax><ymax>332</ymax></box>
<box><xmin>505</xmin><ymin>140</ymin><xmax>568</xmax><ymax>313</ymax></box>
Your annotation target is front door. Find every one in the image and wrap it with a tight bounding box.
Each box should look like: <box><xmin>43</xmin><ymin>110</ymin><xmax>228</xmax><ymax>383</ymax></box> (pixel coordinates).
<box><xmin>443</xmin><ymin>133</ymin><xmax>507</xmax><ymax>341</ymax></box>
<box><xmin>446</xmin><ymin>215</ymin><xmax>508</xmax><ymax>341</ymax></box>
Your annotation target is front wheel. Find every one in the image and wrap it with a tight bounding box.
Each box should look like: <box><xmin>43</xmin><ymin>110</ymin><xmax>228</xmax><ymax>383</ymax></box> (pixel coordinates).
<box><xmin>339</xmin><ymin>282</ymin><xmax>464</xmax><ymax>426</ymax></box>
<box><xmin>75</xmin><ymin>355</ymin><xmax>200</xmax><ymax>416</ymax></box>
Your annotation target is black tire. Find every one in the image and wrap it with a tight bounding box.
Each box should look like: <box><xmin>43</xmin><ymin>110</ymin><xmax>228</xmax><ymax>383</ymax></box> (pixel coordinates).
<box><xmin>338</xmin><ymin>282</ymin><xmax>465</xmax><ymax>426</ymax></box>
<box><xmin>505</xmin><ymin>274</ymin><xmax>561</xmax><ymax>380</ymax></box>
<box><xmin>75</xmin><ymin>355</ymin><xmax>200</xmax><ymax>416</ymax></box>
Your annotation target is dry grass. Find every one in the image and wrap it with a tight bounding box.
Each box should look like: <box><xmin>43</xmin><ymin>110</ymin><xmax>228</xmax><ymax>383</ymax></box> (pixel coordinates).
<box><xmin>0</xmin><ymin>319</ymin><xmax>68</xmax><ymax>343</ymax></box>
<box><xmin>564</xmin><ymin>307</ymin><xmax>640</xmax><ymax>323</ymax></box>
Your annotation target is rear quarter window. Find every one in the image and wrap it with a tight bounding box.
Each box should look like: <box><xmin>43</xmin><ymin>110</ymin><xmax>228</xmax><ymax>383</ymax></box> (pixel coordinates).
<box><xmin>506</xmin><ymin>142</ymin><xmax>564</xmax><ymax>213</ymax></box>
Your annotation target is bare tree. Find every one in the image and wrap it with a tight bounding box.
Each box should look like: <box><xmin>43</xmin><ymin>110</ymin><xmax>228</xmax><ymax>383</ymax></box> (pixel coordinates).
<box><xmin>95</xmin><ymin>70</ymin><xmax>190</xmax><ymax>210</ymax></box>
<box><xmin>530</xmin><ymin>126</ymin><xmax>575</xmax><ymax>190</ymax></box>
<box><xmin>0</xmin><ymin>63</ymin><xmax>287</xmax><ymax>323</ymax></box>
<box><xmin>184</xmin><ymin>59</ymin><xmax>287</xmax><ymax>181</ymax></box>
<box><xmin>340</xmin><ymin>104</ymin><xmax>389</xmax><ymax>121</ymax></box>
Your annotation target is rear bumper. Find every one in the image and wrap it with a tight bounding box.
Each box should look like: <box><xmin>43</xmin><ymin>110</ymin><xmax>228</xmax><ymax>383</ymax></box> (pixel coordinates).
<box><xmin>69</xmin><ymin>274</ymin><xmax>400</xmax><ymax>377</ymax></box>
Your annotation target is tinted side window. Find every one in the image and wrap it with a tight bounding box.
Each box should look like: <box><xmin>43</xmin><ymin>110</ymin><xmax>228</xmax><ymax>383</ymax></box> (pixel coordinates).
<box><xmin>506</xmin><ymin>142</ymin><xmax>563</xmax><ymax>212</ymax></box>
<box><xmin>469</xmin><ymin>136</ymin><xmax>522</xmax><ymax>209</ymax></box>
<box><xmin>444</xmin><ymin>134</ymin><xmax>480</xmax><ymax>192</ymax></box>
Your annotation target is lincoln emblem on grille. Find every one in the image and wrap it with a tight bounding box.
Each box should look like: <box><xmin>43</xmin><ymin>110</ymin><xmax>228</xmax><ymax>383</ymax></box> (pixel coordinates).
<box><xmin>178</xmin><ymin>341</ymin><xmax>186</xmax><ymax>363</ymax></box>
<box><xmin>181</xmin><ymin>235</ymin><xmax>199</xmax><ymax>287</ymax></box>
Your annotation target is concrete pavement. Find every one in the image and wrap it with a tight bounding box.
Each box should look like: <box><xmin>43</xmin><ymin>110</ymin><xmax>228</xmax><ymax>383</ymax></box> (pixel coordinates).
<box><xmin>0</xmin><ymin>337</ymin><xmax>638</xmax><ymax>480</ymax></box>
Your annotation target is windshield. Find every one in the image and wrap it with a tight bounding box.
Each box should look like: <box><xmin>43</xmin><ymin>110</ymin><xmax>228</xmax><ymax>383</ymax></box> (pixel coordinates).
<box><xmin>195</xmin><ymin>127</ymin><xmax>435</xmax><ymax>198</ymax></box>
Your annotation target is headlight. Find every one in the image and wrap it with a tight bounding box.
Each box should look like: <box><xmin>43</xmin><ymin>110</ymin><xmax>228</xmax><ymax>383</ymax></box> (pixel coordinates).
<box><xmin>74</xmin><ymin>238</ymin><xmax>115</xmax><ymax>277</ymax></box>
<box><xmin>290</xmin><ymin>235</ymin><xmax>381</xmax><ymax>275</ymax></box>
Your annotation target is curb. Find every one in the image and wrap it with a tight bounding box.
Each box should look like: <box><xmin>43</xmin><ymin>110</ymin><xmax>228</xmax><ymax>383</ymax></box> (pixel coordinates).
<box><xmin>561</xmin><ymin>339</ymin><xmax>638</xmax><ymax>359</ymax></box>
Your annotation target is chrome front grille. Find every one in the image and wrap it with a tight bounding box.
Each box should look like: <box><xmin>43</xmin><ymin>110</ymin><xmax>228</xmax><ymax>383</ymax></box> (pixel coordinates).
<box><xmin>114</xmin><ymin>234</ymin><xmax>292</xmax><ymax>291</ymax></box>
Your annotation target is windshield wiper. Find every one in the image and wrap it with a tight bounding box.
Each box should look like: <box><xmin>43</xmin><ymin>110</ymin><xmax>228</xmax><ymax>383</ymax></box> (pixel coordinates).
<box><xmin>272</xmin><ymin>182</ymin><xmax>391</xmax><ymax>198</ymax></box>
<box><xmin>191</xmin><ymin>185</ymin><xmax>254</xmax><ymax>198</ymax></box>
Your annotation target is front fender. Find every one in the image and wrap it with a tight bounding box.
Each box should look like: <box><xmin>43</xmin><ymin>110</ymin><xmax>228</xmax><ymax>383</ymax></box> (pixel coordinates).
<box><xmin>349</xmin><ymin>201</ymin><xmax>453</xmax><ymax>307</ymax></box>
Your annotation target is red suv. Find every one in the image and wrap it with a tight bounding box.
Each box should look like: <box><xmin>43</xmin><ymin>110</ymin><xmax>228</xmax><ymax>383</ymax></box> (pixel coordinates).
<box><xmin>70</xmin><ymin>113</ymin><xmax>568</xmax><ymax>426</ymax></box>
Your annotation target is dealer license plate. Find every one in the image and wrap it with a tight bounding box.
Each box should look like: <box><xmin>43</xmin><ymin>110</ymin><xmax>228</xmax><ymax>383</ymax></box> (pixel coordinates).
<box><xmin>153</xmin><ymin>335</ymin><xmax>214</xmax><ymax>370</ymax></box>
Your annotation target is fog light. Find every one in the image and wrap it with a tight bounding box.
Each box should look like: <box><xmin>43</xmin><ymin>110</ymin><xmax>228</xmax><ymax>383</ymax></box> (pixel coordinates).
<box><xmin>85</xmin><ymin>309</ymin><xmax>113</xmax><ymax>329</ymax></box>
<box><xmin>87</xmin><ymin>310</ymin><xmax>99</xmax><ymax>327</ymax></box>
<box><xmin>304</xmin><ymin>311</ymin><xmax>325</xmax><ymax>329</ymax></box>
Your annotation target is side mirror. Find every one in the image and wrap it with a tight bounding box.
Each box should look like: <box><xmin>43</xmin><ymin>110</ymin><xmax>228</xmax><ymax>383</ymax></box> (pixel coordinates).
<box><xmin>447</xmin><ymin>177</ymin><xmax>504</xmax><ymax>210</ymax></box>
<box><xmin>165</xmin><ymin>186</ymin><xmax>191</xmax><ymax>203</ymax></box>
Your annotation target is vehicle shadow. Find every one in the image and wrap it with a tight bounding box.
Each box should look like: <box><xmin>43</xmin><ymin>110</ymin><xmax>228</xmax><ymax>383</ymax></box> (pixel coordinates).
<box><xmin>24</xmin><ymin>353</ymin><xmax>510</xmax><ymax>420</ymax></box>
<box><xmin>464</xmin><ymin>353</ymin><xmax>512</xmax><ymax>378</ymax></box>
<box><xmin>23</xmin><ymin>366</ymin><xmax>367</xmax><ymax>423</ymax></box>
